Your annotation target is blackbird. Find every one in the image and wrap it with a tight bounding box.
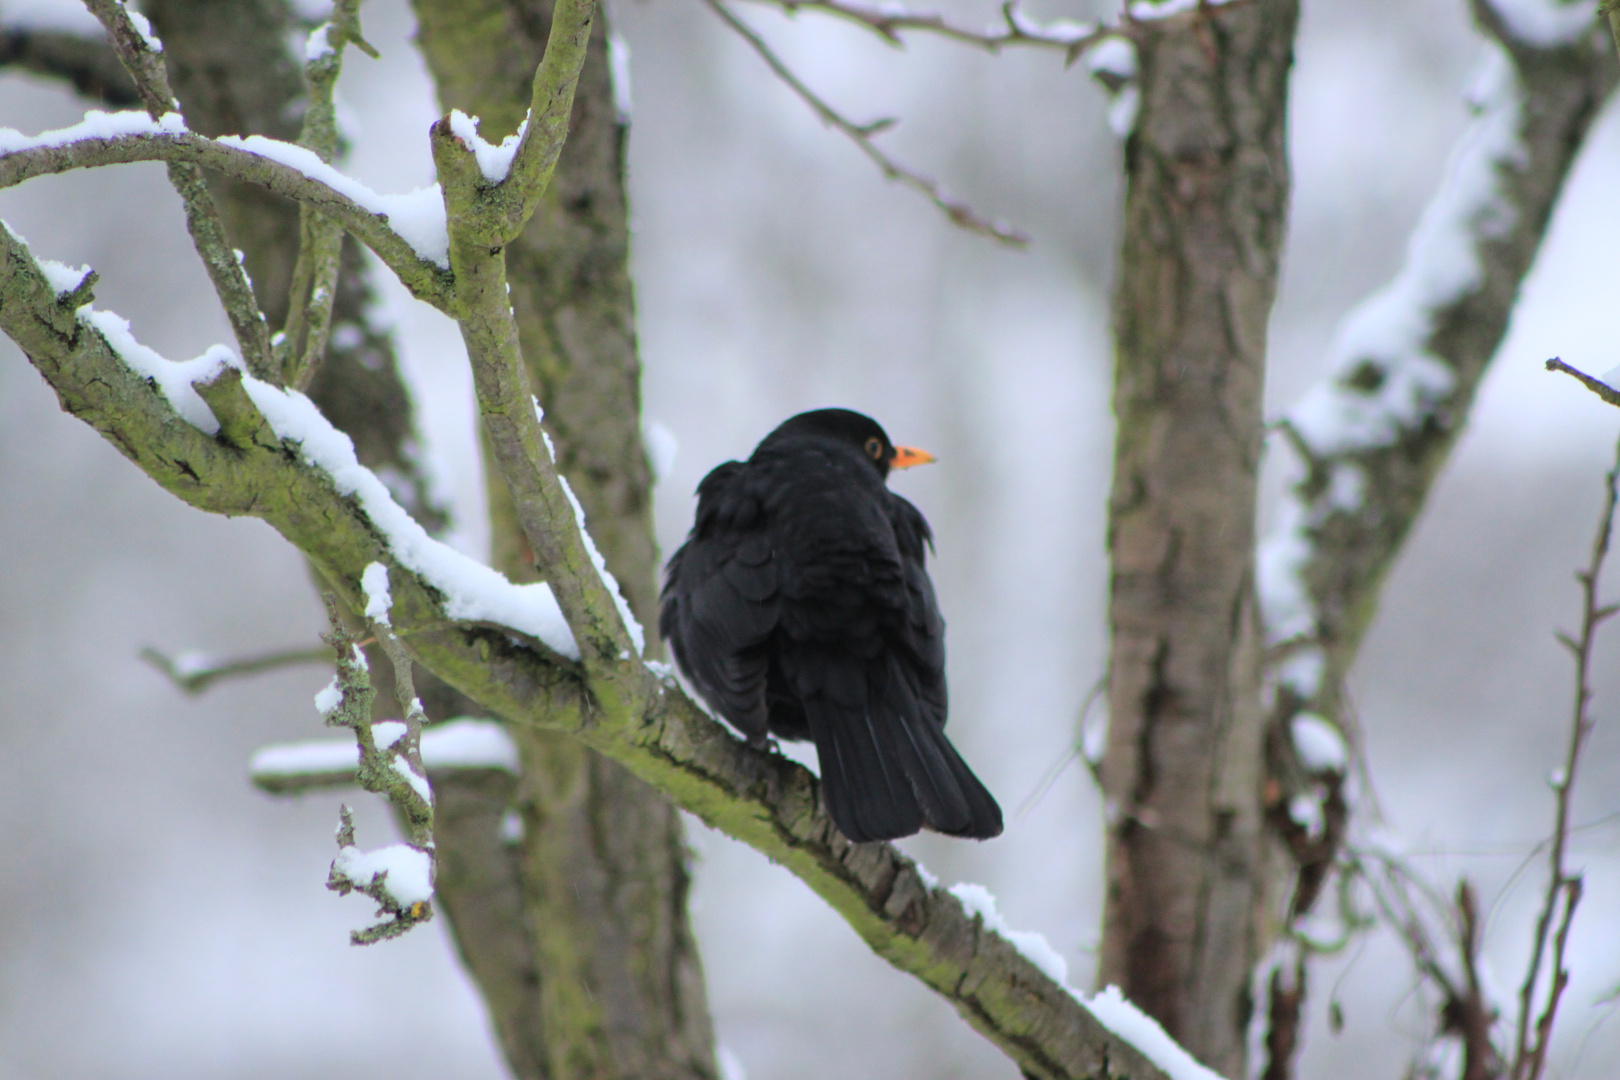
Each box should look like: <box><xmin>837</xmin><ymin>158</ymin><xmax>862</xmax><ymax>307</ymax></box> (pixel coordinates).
<box><xmin>660</xmin><ymin>408</ymin><xmax>1003</xmax><ymax>843</ymax></box>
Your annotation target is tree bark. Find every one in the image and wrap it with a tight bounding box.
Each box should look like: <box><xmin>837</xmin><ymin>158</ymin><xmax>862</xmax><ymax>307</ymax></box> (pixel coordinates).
<box><xmin>1099</xmin><ymin>3</ymin><xmax>1298</xmax><ymax>1076</ymax></box>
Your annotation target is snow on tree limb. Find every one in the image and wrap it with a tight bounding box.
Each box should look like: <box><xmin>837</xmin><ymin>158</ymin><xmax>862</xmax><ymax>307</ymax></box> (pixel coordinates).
<box><xmin>0</xmin><ymin>113</ymin><xmax>455</xmax><ymax>306</ymax></box>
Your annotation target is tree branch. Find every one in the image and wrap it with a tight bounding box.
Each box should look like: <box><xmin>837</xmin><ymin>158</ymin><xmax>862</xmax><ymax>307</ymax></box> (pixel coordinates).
<box><xmin>0</xmin><ymin>216</ymin><xmax>1181</xmax><ymax>1080</ymax></box>
<box><xmin>735</xmin><ymin>0</ymin><xmax>1105</xmax><ymax>59</ymax></box>
<box><xmin>0</xmin><ymin>122</ymin><xmax>456</xmax><ymax>308</ymax></box>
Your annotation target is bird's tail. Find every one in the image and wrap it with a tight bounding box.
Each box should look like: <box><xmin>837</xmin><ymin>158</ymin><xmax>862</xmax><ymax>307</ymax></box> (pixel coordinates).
<box><xmin>804</xmin><ymin>654</ymin><xmax>1003</xmax><ymax>843</ymax></box>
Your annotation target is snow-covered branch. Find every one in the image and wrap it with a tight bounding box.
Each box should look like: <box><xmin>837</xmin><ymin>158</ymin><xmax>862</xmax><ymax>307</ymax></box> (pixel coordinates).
<box><xmin>0</xmin><ymin>113</ymin><xmax>455</xmax><ymax>308</ymax></box>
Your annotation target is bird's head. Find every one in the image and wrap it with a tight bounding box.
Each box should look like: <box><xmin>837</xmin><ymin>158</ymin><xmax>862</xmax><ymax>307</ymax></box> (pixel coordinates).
<box><xmin>761</xmin><ymin>408</ymin><xmax>936</xmax><ymax>479</ymax></box>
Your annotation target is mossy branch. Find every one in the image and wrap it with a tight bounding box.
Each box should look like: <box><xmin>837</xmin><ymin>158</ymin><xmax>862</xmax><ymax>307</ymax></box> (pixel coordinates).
<box><xmin>0</xmin><ymin>215</ymin><xmax>1175</xmax><ymax>1080</ymax></box>
<box><xmin>0</xmin><ymin>128</ymin><xmax>455</xmax><ymax>309</ymax></box>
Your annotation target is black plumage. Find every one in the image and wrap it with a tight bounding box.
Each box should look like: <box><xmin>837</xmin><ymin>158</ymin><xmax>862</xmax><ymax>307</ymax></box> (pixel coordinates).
<box><xmin>660</xmin><ymin>409</ymin><xmax>1003</xmax><ymax>843</ymax></box>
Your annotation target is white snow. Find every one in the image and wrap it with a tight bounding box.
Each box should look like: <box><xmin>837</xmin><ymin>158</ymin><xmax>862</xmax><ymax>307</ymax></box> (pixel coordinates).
<box><xmin>1128</xmin><ymin>0</ymin><xmax>1237</xmax><ymax>19</ymax></box>
<box><xmin>0</xmin><ymin>109</ymin><xmax>187</xmax><ymax>153</ymax></box>
<box><xmin>1086</xmin><ymin>985</ymin><xmax>1225</xmax><ymax>1080</ymax></box>
<box><xmin>333</xmin><ymin>843</ymin><xmax>434</xmax><ymax>906</ymax></box>
<box><xmin>371</xmin><ymin>720</ymin><xmax>407</xmax><ymax>749</ymax></box>
<box><xmin>1107</xmin><ymin>87</ymin><xmax>1141</xmax><ymax>140</ymax></box>
<box><xmin>1288</xmin><ymin>45</ymin><xmax>1524</xmax><ymax>458</ymax></box>
<box><xmin>170</xmin><ymin>650</ymin><xmax>217</xmax><ymax>677</ymax></box>
<box><xmin>1291</xmin><ymin>713</ymin><xmax>1348</xmax><ymax>773</ymax></box>
<box><xmin>249</xmin><ymin>738</ymin><xmax>354</xmax><ymax>779</ymax></box>
<box><xmin>716</xmin><ymin>1045</ymin><xmax>747</xmax><ymax>1080</ymax></box>
<box><xmin>124</xmin><ymin>6</ymin><xmax>161</xmax><ymax>52</ymax></box>
<box><xmin>305</xmin><ymin>23</ymin><xmax>335</xmax><ymax>62</ymax></box>
<box><xmin>911</xmin><ymin>859</ymin><xmax>939</xmax><ymax>889</ymax></box>
<box><xmin>420</xmin><ymin>718</ymin><xmax>520</xmax><ymax>771</ymax></box>
<box><xmin>445</xmin><ymin>109</ymin><xmax>528</xmax><ymax>185</ymax></box>
<box><xmin>391</xmin><ymin>756</ymin><xmax>433</xmax><ymax>805</ymax></box>
<box><xmin>557</xmin><ymin>473</ymin><xmax>646</xmax><ymax>656</ymax></box>
<box><xmin>1487</xmin><ymin>0</ymin><xmax>1598</xmax><ymax>45</ymax></box>
<box><xmin>1004</xmin><ymin>3</ymin><xmax>1095</xmax><ymax>44</ymax></box>
<box><xmin>1086</xmin><ymin>36</ymin><xmax>1136</xmax><ymax>81</ymax></box>
<box><xmin>361</xmin><ymin>561</ymin><xmax>392</xmax><ymax>626</ymax></box>
<box><xmin>1256</xmin><ymin>492</ymin><xmax>1315</xmax><ymax>645</ymax></box>
<box><xmin>1288</xmin><ymin>792</ymin><xmax>1324</xmax><ymax>836</ymax></box>
<box><xmin>80</xmin><ymin>308</ymin><xmax>233</xmax><ymax>434</ymax></box>
<box><xmin>216</xmin><ymin>134</ymin><xmax>450</xmax><ymax>267</ymax></box>
<box><xmin>37</xmin><ymin>257</ymin><xmax>89</xmax><ymax>295</ymax></box>
<box><xmin>248</xmin><ymin>719</ymin><xmax>519</xmax><ymax>781</ymax></box>
<box><xmin>947</xmin><ymin>882</ymin><xmax>1069</xmax><ymax>985</ymax></box>
<box><xmin>608</xmin><ymin>33</ymin><xmax>633</xmax><ymax>124</ymax></box>
<box><xmin>314</xmin><ymin>676</ymin><xmax>344</xmax><ymax>716</ymax></box>
<box><xmin>1273</xmin><ymin>647</ymin><xmax>1325</xmax><ymax>700</ymax></box>
<box><xmin>643</xmin><ymin>419</ymin><xmax>678</xmax><ymax>482</ymax></box>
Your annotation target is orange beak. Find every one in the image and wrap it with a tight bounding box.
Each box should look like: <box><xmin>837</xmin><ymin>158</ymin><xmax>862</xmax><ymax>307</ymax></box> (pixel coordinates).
<box><xmin>890</xmin><ymin>445</ymin><xmax>937</xmax><ymax>470</ymax></box>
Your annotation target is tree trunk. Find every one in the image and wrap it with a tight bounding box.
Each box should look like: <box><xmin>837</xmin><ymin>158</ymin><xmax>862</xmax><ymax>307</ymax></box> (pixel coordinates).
<box><xmin>1098</xmin><ymin>3</ymin><xmax>1298</xmax><ymax>1076</ymax></box>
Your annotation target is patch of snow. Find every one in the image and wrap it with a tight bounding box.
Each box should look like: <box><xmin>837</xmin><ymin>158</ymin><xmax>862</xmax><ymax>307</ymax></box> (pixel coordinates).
<box><xmin>170</xmin><ymin>650</ymin><xmax>217</xmax><ymax>677</ymax></box>
<box><xmin>948</xmin><ymin>882</ymin><xmax>1069</xmax><ymax>985</ymax></box>
<box><xmin>644</xmin><ymin>419</ymin><xmax>678</xmax><ymax>482</ymax></box>
<box><xmin>0</xmin><ymin>109</ymin><xmax>186</xmax><ymax>153</ymax></box>
<box><xmin>558</xmin><ymin>472</ymin><xmax>646</xmax><ymax>656</ymax></box>
<box><xmin>391</xmin><ymin>755</ymin><xmax>433</xmax><ymax>804</ymax></box>
<box><xmin>1288</xmin><ymin>792</ymin><xmax>1324</xmax><ymax>836</ymax></box>
<box><xmin>608</xmin><ymin>33</ymin><xmax>633</xmax><ymax>124</ymax></box>
<box><xmin>717</xmin><ymin>1045</ymin><xmax>748</xmax><ymax>1080</ymax></box>
<box><xmin>1291</xmin><ymin>713</ymin><xmax>1348</xmax><ymax>772</ymax></box>
<box><xmin>1107</xmin><ymin>87</ymin><xmax>1140</xmax><ymax>139</ymax></box>
<box><xmin>1273</xmin><ymin>648</ymin><xmax>1325</xmax><ymax>700</ymax></box>
<box><xmin>912</xmin><ymin>860</ymin><xmax>939</xmax><ymax>889</ymax></box>
<box><xmin>249</xmin><ymin>738</ymin><xmax>356</xmax><ymax>779</ymax></box>
<box><xmin>1086</xmin><ymin>36</ymin><xmax>1136</xmax><ymax>80</ymax></box>
<box><xmin>1004</xmin><ymin>3</ymin><xmax>1095</xmax><ymax>43</ymax></box>
<box><xmin>1257</xmin><ymin>494</ymin><xmax>1315</xmax><ymax>644</ymax></box>
<box><xmin>1086</xmin><ymin>985</ymin><xmax>1225</xmax><ymax>1080</ymax></box>
<box><xmin>314</xmin><ymin>677</ymin><xmax>344</xmax><ymax>716</ymax></box>
<box><xmin>80</xmin><ymin>308</ymin><xmax>234</xmax><ymax>435</ymax></box>
<box><xmin>420</xmin><ymin>718</ymin><xmax>520</xmax><ymax>772</ymax></box>
<box><xmin>333</xmin><ymin>843</ymin><xmax>433</xmax><ymax>905</ymax></box>
<box><xmin>37</xmin><ymin>257</ymin><xmax>89</xmax><ymax>295</ymax></box>
<box><xmin>1128</xmin><ymin>0</ymin><xmax>1237</xmax><ymax>18</ymax></box>
<box><xmin>1487</xmin><ymin>0</ymin><xmax>1598</xmax><ymax>45</ymax></box>
<box><xmin>125</xmin><ymin>6</ymin><xmax>161</xmax><ymax>52</ymax></box>
<box><xmin>371</xmin><ymin>721</ymin><xmax>407</xmax><ymax>750</ymax></box>
<box><xmin>361</xmin><ymin>561</ymin><xmax>392</xmax><ymax>626</ymax></box>
<box><xmin>446</xmin><ymin>109</ymin><xmax>528</xmax><ymax>184</ymax></box>
<box><xmin>305</xmin><ymin>22</ymin><xmax>335</xmax><ymax>62</ymax></box>
<box><xmin>216</xmin><ymin>133</ymin><xmax>449</xmax><ymax>267</ymax></box>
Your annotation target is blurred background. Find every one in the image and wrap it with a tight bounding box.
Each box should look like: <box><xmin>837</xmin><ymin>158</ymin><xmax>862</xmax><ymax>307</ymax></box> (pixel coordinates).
<box><xmin>1</xmin><ymin>0</ymin><xmax>1618</xmax><ymax>1076</ymax></box>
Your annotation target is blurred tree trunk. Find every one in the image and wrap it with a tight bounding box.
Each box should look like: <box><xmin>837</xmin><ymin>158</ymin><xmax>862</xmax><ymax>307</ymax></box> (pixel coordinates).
<box><xmin>1098</xmin><ymin>3</ymin><xmax>1298</xmax><ymax>1076</ymax></box>
<box><xmin>143</xmin><ymin>1</ymin><xmax>717</xmax><ymax>1078</ymax></box>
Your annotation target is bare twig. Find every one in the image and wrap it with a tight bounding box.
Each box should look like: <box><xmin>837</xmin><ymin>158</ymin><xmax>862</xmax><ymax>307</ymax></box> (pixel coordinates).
<box><xmin>737</xmin><ymin>0</ymin><xmax>1105</xmax><ymax>60</ymax></box>
<box><xmin>701</xmin><ymin>0</ymin><xmax>1029</xmax><ymax>245</ymax></box>
<box><xmin>139</xmin><ymin>643</ymin><xmax>334</xmax><ymax>694</ymax></box>
<box><xmin>1509</xmin><ymin>430</ymin><xmax>1620</xmax><ymax>1080</ymax></box>
<box><xmin>1545</xmin><ymin>357</ymin><xmax>1620</xmax><ymax>409</ymax></box>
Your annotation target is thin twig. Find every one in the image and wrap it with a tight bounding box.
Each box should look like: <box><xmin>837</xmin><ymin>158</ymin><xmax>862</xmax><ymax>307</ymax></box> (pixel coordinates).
<box><xmin>1545</xmin><ymin>357</ymin><xmax>1620</xmax><ymax>409</ymax></box>
<box><xmin>701</xmin><ymin>0</ymin><xmax>1029</xmax><ymax>246</ymax></box>
<box><xmin>139</xmin><ymin>643</ymin><xmax>334</xmax><ymax>694</ymax></box>
<box><xmin>1510</xmin><ymin>430</ymin><xmax>1620</xmax><ymax>1079</ymax></box>
<box><xmin>737</xmin><ymin>0</ymin><xmax>1106</xmax><ymax>61</ymax></box>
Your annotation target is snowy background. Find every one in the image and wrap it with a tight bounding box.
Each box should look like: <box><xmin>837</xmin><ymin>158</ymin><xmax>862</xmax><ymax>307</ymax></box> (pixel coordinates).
<box><xmin>2</xmin><ymin>0</ymin><xmax>1619</xmax><ymax>1076</ymax></box>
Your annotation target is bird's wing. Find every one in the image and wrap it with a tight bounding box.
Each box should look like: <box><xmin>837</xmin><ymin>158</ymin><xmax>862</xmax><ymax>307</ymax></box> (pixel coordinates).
<box><xmin>771</xmin><ymin>473</ymin><xmax>1001</xmax><ymax>841</ymax></box>
<box><xmin>660</xmin><ymin>463</ymin><xmax>780</xmax><ymax>739</ymax></box>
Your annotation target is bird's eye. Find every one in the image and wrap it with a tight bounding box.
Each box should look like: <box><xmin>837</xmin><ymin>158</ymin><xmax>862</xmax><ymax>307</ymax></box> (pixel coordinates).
<box><xmin>864</xmin><ymin>437</ymin><xmax>884</xmax><ymax>461</ymax></box>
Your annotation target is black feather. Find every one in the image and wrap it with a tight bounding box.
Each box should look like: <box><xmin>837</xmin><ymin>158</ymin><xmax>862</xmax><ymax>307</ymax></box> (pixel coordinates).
<box><xmin>660</xmin><ymin>409</ymin><xmax>1003</xmax><ymax>842</ymax></box>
